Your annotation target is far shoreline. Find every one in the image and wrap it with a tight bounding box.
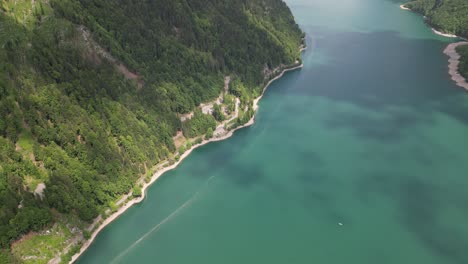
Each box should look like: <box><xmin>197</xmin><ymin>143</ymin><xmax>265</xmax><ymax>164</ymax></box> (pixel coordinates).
<box><xmin>70</xmin><ymin>47</ymin><xmax>307</xmax><ymax>263</ymax></box>
<box><xmin>431</xmin><ymin>28</ymin><xmax>458</xmax><ymax>38</ymax></box>
<box><xmin>399</xmin><ymin>4</ymin><xmax>459</xmax><ymax>38</ymax></box>
<box><xmin>399</xmin><ymin>3</ymin><xmax>468</xmax><ymax>90</ymax></box>
<box><xmin>399</xmin><ymin>4</ymin><xmax>410</xmax><ymax>11</ymax></box>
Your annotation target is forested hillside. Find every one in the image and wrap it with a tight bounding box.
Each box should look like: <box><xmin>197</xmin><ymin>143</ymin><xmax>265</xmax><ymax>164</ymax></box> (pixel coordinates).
<box><xmin>404</xmin><ymin>0</ymin><xmax>468</xmax><ymax>38</ymax></box>
<box><xmin>0</xmin><ymin>0</ymin><xmax>303</xmax><ymax>261</ymax></box>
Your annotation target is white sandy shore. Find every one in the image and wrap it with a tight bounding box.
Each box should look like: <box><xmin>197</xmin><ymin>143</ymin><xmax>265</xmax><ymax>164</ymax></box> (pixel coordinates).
<box><xmin>70</xmin><ymin>47</ymin><xmax>307</xmax><ymax>263</ymax></box>
<box><xmin>399</xmin><ymin>4</ymin><xmax>411</xmax><ymax>11</ymax></box>
<box><xmin>431</xmin><ymin>28</ymin><xmax>458</xmax><ymax>38</ymax></box>
<box><xmin>443</xmin><ymin>42</ymin><xmax>468</xmax><ymax>91</ymax></box>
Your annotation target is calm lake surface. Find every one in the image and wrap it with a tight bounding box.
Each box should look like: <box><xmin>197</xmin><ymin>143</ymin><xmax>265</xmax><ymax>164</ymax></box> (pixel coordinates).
<box><xmin>77</xmin><ymin>0</ymin><xmax>468</xmax><ymax>263</ymax></box>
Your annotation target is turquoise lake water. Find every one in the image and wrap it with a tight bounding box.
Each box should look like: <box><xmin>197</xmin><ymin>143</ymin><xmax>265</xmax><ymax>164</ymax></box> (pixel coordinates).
<box><xmin>77</xmin><ymin>0</ymin><xmax>468</xmax><ymax>263</ymax></box>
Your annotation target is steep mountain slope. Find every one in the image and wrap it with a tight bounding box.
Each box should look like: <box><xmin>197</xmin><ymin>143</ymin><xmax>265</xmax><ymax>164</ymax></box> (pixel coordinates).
<box><xmin>0</xmin><ymin>0</ymin><xmax>303</xmax><ymax>261</ymax></box>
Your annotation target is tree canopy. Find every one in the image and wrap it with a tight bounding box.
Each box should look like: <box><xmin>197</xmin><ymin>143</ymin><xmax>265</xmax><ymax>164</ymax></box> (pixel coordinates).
<box><xmin>0</xmin><ymin>0</ymin><xmax>303</xmax><ymax>256</ymax></box>
<box><xmin>405</xmin><ymin>0</ymin><xmax>468</xmax><ymax>38</ymax></box>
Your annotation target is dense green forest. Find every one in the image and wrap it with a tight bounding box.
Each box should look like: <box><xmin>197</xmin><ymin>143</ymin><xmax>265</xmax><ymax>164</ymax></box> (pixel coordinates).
<box><xmin>457</xmin><ymin>44</ymin><xmax>468</xmax><ymax>79</ymax></box>
<box><xmin>0</xmin><ymin>0</ymin><xmax>303</xmax><ymax>261</ymax></box>
<box><xmin>404</xmin><ymin>0</ymin><xmax>468</xmax><ymax>38</ymax></box>
<box><xmin>404</xmin><ymin>0</ymin><xmax>468</xmax><ymax>78</ymax></box>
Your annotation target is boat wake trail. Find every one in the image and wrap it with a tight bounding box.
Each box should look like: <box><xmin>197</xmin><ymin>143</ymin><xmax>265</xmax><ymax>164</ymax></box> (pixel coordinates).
<box><xmin>111</xmin><ymin>175</ymin><xmax>217</xmax><ymax>263</ymax></box>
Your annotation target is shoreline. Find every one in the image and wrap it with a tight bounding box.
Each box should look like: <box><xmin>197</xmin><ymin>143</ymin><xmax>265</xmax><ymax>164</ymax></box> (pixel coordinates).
<box><xmin>443</xmin><ymin>42</ymin><xmax>468</xmax><ymax>91</ymax></box>
<box><xmin>70</xmin><ymin>49</ymin><xmax>306</xmax><ymax>263</ymax></box>
<box><xmin>399</xmin><ymin>4</ymin><xmax>459</xmax><ymax>38</ymax></box>
<box><xmin>399</xmin><ymin>4</ymin><xmax>411</xmax><ymax>11</ymax></box>
<box><xmin>431</xmin><ymin>28</ymin><xmax>458</xmax><ymax>38</ymax></box>
<box><xmin>398</xmin><ymin>3</ymin><xmax>468</xmax><ymax>90</ymax></box>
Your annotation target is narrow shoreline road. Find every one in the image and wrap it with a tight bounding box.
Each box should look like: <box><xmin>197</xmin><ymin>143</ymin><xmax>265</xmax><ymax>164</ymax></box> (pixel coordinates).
<box><xmin>69</xmin><ymin>62</ymin><xmax>305</xmax><ymax>264</ymax></box>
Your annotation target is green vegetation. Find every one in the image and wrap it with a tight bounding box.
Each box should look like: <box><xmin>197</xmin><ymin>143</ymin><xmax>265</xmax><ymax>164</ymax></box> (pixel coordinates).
<box><xmin>182</xmin><ymin>110</ymin><xmax>217</xmax><ymax>138</ymax></box>
<box><xmin>212</xmin><ymin>104</ymin><xmax>226</xmax><ymax>122</ymax></box>
<box><xmin>82</xmin><ymin>230</ymin><xmax>91</xmax><ymax>240</ymax></box>
<box><xmin>0</xmin><ymin>137</ymin><xmax>52</xmax><ymax>248</ymax></box>
<box><xmin>11</xmin><ymin>223</ymin><xmax>73</xmax><ymax>264</ymax></box>
<box><xmin>194</xmin><ymin>138</ymin><xmax>203</xmax><ymax>145</ymax></box>
<box><xmin>132</xmin><ymin>186</ymin><xmax>142</xmax><ymax>198</ymax></box>
<box><xmin>404</xmin><ymin>0</ymin><xmax>468</xmax><ymax>38</ymax></box>
<box><xmin>0</xmin><ymin>249</ymin><xmax>20</xmax><ymax>264</ymax></box>
<box><xmin>0</xmin><ymin>0</ymin><xmax>302</xmax><ymax>259</ymax></box>
<box><xmin>456</xmin><ymin>44</ymin><xmax>468</xmax><ymax>79</ymax></box>
<box><xmin>236</xmin><ymin>107</ymin><xmax>255</xmax><ymax>127</ymax></box>
<box><xmin>17</xmin><ymin>131</ymin><xmax>34</xmax><ymax>155</ymax></box>
<box><xmin>223</xmin><ymin>94</ymin><xmax>236</xmax><ymax>114</ymax></box>
<box><xmin>205</xmin><ymin>128</ymin><xmax>214</xmax><ymax>140</ymax></box>
<box><xmin>60</xmin><ymin>242</ymin><xmax>82</xmax><ymax>264</ymax></box>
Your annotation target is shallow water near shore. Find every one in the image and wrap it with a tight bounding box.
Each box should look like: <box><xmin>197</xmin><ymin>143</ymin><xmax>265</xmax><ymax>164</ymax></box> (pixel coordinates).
<box><xmin>77</xmin><ymin>0</ymin><xmax>468</xmax><ymax>263</ymax></box>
